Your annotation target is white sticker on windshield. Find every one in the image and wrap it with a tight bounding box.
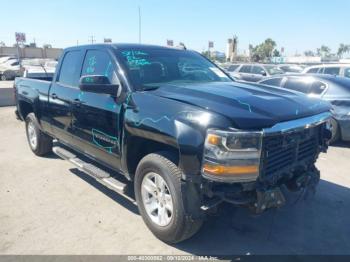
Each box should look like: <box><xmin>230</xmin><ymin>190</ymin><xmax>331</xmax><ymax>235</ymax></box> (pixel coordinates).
<box><xmin>210</xmin><ymin>67</ymin><xmax>227</xmax><ymax>78</ymax></box>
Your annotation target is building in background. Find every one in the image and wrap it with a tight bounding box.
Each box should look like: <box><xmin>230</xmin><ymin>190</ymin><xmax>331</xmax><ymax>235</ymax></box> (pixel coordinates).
<box><xmin>0</xmin><ymin>45</ymin><xmax>62</xmax><ymax>60</ymax></box>
<box><xmin>226</xmin><ymin>36</ymin><xmax>238</xmax><ymax>62</ymax></box>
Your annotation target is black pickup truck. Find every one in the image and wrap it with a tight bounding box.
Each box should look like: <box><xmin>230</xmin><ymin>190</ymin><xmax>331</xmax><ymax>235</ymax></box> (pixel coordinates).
<box><xmin>15</xmin><ymin>44</ymin><xmax>332</xmax><ymax>243</ymax></box>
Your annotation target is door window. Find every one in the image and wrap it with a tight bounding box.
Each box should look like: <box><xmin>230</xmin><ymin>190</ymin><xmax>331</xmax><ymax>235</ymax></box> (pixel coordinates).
<box><xmin>260</xmin><ymin>77</ymin><xmax>283</xmax><ymax>87</ymax></box>
<box><xmin>58</xmin><ymin>51</ymin><xmax>81</xmax><ymax>87</ymax></box>
<box><xmin>324</xmin><ymin>67</ymin><xmax>340</xmax><ymax>75</ymax></box>
<box><xmin>227</xmin><ymin>64</ymin><xmax>239</xmax><ymax>72</ymax></box>
<box><xmin>306</xmin><ymin>67</ymin><xmax>319</xmax><ymax>73</ymax></box>
<box><xmin>239</xmin><ymin>65</ymin><xmax>251</xmax><ymax>73</ymax></box>
<box><xmin>309</xmin><ymin>81</ymin><xmax>327</xmax><ymax>95</ymax></box>
<box><xmin>251</xmin><ymin>66</ymin><xmax>265</xmax><ymax>75</ymax></box>
<box><xmin>284</xmin><ymin>78</ymin><xmax>310</xmax><ymax>94</ymax></box>
<box><xmin>82</xmin><ymin>50</ymin><xmax>120</xmax><ymax>85</ymax></box>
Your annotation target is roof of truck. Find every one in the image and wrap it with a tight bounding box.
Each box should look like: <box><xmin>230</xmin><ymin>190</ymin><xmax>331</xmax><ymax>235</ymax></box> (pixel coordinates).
<box><xmin>65</xmin><ymin>43</ymin><xmax>185</xmax><ymax>51</ymax></box>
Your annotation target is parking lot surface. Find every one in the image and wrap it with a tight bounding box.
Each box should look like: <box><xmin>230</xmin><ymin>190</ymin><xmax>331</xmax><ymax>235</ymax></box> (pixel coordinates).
<box><xmin>1</xmin><ymin>106</ymin><xmax>350</xmax><ymax>255</ymax></box>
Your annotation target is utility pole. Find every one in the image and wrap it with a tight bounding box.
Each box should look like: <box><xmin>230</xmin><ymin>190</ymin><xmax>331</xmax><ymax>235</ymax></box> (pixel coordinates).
<box><xmin>89</xmin><ymin>35</ymin><xmax>95</xmax><ymax>44</ymax></box>
<box><xmin>138</xmin><ymin>6</ymin><xmax>141</xmax><ymax>43</ymax></box>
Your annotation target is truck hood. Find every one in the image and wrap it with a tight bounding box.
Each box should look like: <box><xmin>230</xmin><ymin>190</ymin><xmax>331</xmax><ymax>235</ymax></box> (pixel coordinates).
<box><xmin>149</xmin><ymin>81</ymin><xmax>331</xmax><ymax>129</ymax></box>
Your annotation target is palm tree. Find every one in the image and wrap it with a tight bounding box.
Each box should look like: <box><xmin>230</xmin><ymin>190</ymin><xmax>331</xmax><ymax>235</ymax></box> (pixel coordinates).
<box><xmin>338</xmin><ymin>44</ymin><xmax>347</xmax><ymax>58</ymax></box>
<box><xmin>339</xmin><ymin>44</ymin><xmax>350</xmax><ymax>58</ymax></box>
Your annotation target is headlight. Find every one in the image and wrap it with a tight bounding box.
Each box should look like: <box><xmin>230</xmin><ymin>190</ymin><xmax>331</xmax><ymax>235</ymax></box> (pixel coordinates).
<box><xmin>202</xmin><ymin>129</ymin><xmax>262</xmax><ymax>182</ymax></box>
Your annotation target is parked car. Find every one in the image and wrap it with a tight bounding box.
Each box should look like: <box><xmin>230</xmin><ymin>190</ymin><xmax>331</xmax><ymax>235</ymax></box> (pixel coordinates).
<box><xmin>15</xmin><ymin>44</ymin><xmax>331</xmax><ymax>243</ymax></box>
<box><xmin>259</xmin><ymin>74</ymin><xmax>350</xmax><ymax>143</ymax></box>
<box><xmin>0</xmin><ymin>59</ymin><xmax>20</xmax><ymax>80</ymax></box>
<box><xmin>230</xmin><ymin>64</ymin><xmax>285</xmax><ymax>82</ymax></box>
<box><xmin>277</xmin><ymin>64</ymin><xmax>305</xmax><ymax>74</ymax></box>
<box><xmin>0</xmin><ymin>56</ymin><xmax>16</xmax><ymax>65</ymax></box>
<box><xmin>303</xmin><ymin>63</ymin><xmax>350</xmax><ymax>78</ymax></box>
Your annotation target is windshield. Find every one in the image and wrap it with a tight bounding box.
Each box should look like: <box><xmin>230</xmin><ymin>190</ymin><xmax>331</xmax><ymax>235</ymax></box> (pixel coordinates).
<box><xmin>115</xmin><ymin>48</ymin><xmax>232</xmax><ymax>90</ymax></box>
<box><xmin>264</xmin><ymin>65</ymin><xmax>284</xmax><ymax>75</ymax></box>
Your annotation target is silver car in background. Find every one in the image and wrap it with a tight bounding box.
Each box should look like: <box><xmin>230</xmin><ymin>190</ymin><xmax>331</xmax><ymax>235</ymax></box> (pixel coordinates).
<box><xmin>303</xmin><ymin>64</ymin><xmax>350</xmax><ymax>78</ymax></box>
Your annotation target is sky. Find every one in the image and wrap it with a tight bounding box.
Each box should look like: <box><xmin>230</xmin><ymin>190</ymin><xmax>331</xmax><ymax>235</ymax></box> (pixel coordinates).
<box><xmin>1</xmin><ymin>0</ymin><xmax>349</xmax><ymax>56</ymax></box>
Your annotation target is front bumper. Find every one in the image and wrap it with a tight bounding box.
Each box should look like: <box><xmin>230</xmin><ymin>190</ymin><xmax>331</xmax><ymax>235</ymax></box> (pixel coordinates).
<box><xmin>202</xmin><ymin>164</ymin><xmax>321</xmax><ymax>213</ymax></box>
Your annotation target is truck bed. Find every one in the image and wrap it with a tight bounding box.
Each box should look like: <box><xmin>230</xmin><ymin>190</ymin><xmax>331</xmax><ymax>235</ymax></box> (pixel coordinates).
<box><xmin>15</xmin><ymin>77</ymin><xmax>51</xmax><ymax>102</ymax></box>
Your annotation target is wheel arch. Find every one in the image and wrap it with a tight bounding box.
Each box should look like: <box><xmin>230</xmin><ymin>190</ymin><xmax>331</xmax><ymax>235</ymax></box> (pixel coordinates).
<box><xmin>124</xmin><ymin>135</ymin><xmax>180</xmax><ymax>180</ymax></box>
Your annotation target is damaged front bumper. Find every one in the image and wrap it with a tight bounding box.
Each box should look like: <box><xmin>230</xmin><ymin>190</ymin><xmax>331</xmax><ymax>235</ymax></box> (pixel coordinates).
<box><xmin>200</xmin><ymin>112</ymin><xmax>331</xmax><ymax>214</ymax></box>
<box><xmin>201</xmin><ymin>164</ymin><xmax>321</xmax><ymax>214</ymax></box>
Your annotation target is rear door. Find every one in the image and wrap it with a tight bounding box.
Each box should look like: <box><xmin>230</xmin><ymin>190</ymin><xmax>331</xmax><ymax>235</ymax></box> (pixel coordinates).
<box><xmin>48</xmin><ymin>49</ymin><xmax>84</xmax><ymax>144</ymax></box>
<box><xmin>71</xmin><ymin>48</ymin><xmax>124</xmax><ymax>170</ymax></box>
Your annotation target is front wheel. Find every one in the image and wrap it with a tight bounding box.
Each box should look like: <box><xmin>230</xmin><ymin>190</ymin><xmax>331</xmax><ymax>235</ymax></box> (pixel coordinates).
<box><xmin>134</xmin><ymin>153</ymin><xmax>203</xmax><ymax>243</ymax></box>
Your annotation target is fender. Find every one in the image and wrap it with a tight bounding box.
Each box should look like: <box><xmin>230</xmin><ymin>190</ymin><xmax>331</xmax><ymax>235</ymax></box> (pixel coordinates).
<box><xmin>121</xmin><ymin>92</ymin><xmax>232</xmax><ymax>179</ymax></box>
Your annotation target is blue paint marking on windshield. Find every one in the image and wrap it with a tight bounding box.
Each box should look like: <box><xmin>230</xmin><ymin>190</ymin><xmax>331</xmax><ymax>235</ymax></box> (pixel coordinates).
<box><xmin>121</xmin><ymin>50</ymin><xmax>151</xmax><ymax>66</ymax></box>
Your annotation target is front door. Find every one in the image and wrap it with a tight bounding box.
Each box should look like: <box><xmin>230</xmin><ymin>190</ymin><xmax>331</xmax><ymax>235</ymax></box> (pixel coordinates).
<box><xmin>49</xmin><ymin>50</ymin><xmax>84</xmax><ymax>144</ymax></box>
<box><xmin>71</xmin><ymin>49</ymin><xmax>123</xmax><ymax>171</ymax></box>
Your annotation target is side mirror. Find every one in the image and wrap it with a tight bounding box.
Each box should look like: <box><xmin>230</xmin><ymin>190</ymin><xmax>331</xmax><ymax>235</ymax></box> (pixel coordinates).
<box><xmin>79</xmin><ymin>75</ymin><xmax>119</xmax><ymax>96</ymax></box>
<box><xmin>261</xmin><ymin>71</ymin><xmax>267</xmax><ymax>76</ymax></box>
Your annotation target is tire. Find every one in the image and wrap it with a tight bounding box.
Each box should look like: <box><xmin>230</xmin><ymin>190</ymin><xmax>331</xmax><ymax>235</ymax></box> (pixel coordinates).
<box><xmin>134</xmin><ymin>153</ymin><xmax>203</xmax><ymax>243</ymax></box>
<box><xmin>25</xmin><ymin>113</ymin><xmax>53</xmax><ymax>156</ymax></box>
<box><xmin>328</xmin><ymin>118</ymin><xmax>340</xmax><ymax>144</ymax></box>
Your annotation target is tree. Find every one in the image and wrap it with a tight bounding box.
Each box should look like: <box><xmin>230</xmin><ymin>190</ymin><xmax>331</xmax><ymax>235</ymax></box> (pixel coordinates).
<box><xmin>317</xmin><ymin>45</ymin><xmax>331</xmax><ymax>57</ymax></box>
<box><xmin>304</xmin><ymin>50</ymin><xmax>315</xmax><ymax>57</ymax></box>
<box><xmin>338</xmin><ymin>43</ymin><xmax>350</xmax><ymax>58</ymax></box>
<box><xmin>273</xmin><ymin>49</ymin><xmax>281</xmax><ymax>57</ymax></box>
<box><xmin>249</xmin><ymin>38</ymin><xmax>277</xmax><ymax>62</ymax></box>
<box><xmin>201</xmin><ymin>51</ymin><xmax>210</xmax><ymax>59</ymax></box>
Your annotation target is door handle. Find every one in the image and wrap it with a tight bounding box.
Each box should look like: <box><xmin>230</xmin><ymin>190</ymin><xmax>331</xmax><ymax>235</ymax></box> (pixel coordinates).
<box><xmin>51</xmin><ymin>93</ymin><xmax>58</xmax><ymax>99</ymax></box>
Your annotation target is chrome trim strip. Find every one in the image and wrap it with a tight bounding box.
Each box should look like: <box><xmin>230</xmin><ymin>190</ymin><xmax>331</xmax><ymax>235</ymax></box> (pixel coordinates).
<box><xmin>262</xmin><ymin>112</ymin><xmax>332</xmax><ymax>135</ymax></box>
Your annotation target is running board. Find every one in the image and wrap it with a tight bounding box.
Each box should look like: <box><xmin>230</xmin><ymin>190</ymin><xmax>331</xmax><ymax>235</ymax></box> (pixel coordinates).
<box><xmin>52</xmin><ymin>146</ymin><xmax>127</xmax><ymax>194</ymax></box>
